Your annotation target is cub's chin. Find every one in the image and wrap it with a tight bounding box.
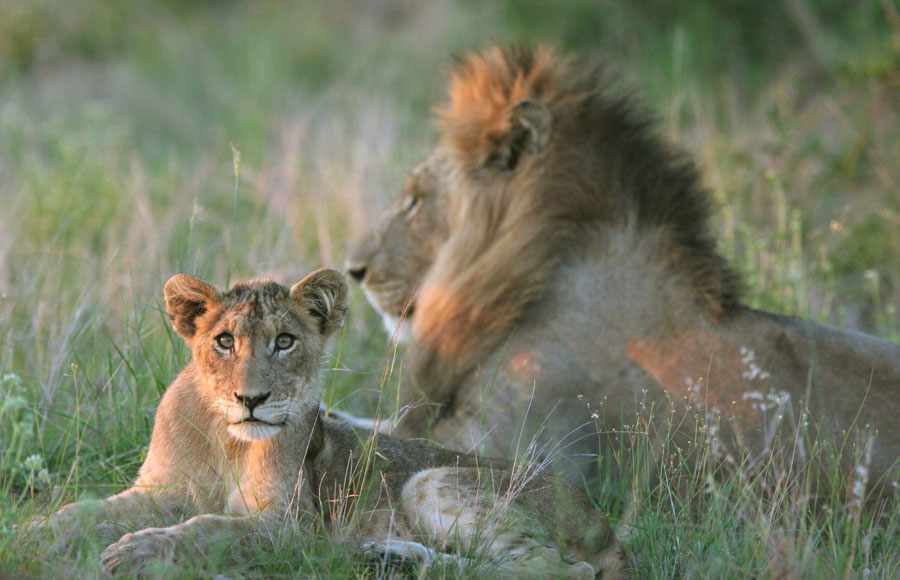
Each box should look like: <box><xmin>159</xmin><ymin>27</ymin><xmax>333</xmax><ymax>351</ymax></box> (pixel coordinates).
<box><xmin>228</xmin><ymin>422</ymin><xmax>282</xmax><ymax>442</ymax></box>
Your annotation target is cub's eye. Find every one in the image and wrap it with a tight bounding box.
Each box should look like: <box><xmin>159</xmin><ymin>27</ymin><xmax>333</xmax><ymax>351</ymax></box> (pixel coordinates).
<box><xmin>275</xmin><ymin>333</ymin><xmax>295</xmax><ymax>351</ymax></box>
<box><xmin>216</xmin><ymin>333</ymin><xmax>234</xmax><ymax>350</ymax></box>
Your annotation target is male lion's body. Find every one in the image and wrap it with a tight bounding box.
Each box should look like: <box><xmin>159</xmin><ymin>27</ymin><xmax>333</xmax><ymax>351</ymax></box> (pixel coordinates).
<box><xmin>347</xmin><ymin>46</ymin><xmax>900</xmax><ymax>494</ymax></box>
<box><xmin>31</xmin><ymin>269</ymin><xmax>627</xmax><ymax>579</ymax></box>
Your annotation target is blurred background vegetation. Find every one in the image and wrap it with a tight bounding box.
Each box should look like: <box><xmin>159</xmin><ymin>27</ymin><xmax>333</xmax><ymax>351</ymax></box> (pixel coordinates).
<box><xmin>1</xmin><ymin>0</ymin><xmax>898</xmax><ymax>577</ymax></box>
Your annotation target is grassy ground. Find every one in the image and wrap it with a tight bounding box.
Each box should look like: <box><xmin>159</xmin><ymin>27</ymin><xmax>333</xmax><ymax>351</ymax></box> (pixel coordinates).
<box><xmin>1</xmin><ymin>0</ymin><xmax>899</xmax><ymax>578</ymax></box>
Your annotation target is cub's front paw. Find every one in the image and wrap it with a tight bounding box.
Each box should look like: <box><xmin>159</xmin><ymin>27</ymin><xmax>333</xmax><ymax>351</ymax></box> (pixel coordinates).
<box><xmin>100</xmin><ymin>527</ymin><xmax>177</xmax><ymax>575</ymax></box>
<box><xmin>16</xmin><ymin>502</ymin><xmax>114</xmax><ymax>553</ymax></box>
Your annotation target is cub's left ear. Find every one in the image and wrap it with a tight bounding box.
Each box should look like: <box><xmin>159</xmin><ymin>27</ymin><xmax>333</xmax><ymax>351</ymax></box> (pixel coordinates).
<box><xmin>487</xmin><ymin>100</ymin><xmax>552</xmax><ymax>172</ymax></box>
<box><xmin>290</xmin><ymin>268</ymin><xmax>350</xmax><ymax>338</ymax></box>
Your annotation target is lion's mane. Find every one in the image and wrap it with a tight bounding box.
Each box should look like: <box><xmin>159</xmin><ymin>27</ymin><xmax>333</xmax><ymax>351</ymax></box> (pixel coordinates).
<box><xmin>412</xmin><ymin>45</ymin><xmax>741</xmax><ymax>389</ymax></box>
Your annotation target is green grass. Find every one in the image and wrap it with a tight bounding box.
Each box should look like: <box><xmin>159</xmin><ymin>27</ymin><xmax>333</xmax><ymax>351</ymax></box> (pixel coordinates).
<box><xmin>1</xmin><ymin>0</ymin><xmax>899</xmax><ymax>578</ymax></box>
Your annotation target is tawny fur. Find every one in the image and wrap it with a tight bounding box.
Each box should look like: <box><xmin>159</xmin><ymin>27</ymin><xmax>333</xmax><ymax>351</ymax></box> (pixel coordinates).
<box><xmin>29</xmin><ymin>269</ymin><xmax>628</xmax><ymax>579</ymax></box>
<box><xmin>345</xmin><ymin>45</ymin><xmax>900</xmax><ymax>496</ymax></box>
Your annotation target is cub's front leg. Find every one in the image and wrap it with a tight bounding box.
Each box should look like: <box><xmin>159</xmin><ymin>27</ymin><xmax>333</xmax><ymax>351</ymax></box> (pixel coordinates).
<box><xmin>30</xmin><ymin>486</ymin><xmax>188</xmax><ymax>551</ymax></box>
<box><xmin>98</xmin><ymin>480</ymin><xmax>317</xmax><ymax>575</ymax></box>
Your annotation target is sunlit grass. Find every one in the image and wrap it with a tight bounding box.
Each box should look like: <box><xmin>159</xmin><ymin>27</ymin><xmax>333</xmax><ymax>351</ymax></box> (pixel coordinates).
<box><xmin>1</xmin><ymin>0</ymin><xmax>898</xmax><ymax>578</ymax></box>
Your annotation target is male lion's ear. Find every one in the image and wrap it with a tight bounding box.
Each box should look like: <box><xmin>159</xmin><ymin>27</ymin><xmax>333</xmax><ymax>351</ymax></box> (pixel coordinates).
<box><xmin>439</xmin><ymin>46</ymin><xmax>560</xmax><ymax>173</ymax></box>
<box><xmin>486</xmin><ymin>100</ymin><xmax>552</xmax><ymax>172</ymax></box>
<box><xmin>513</xmin><ymin>99</ymin><xmax>552</xmax><ymax>153</ymax></box>
<box><xmin>290</xmin><ymin>268</ymin><xmax>349</xmax><ymax>338</ymax></box>
<box><xmin>164</xmin><ymin>274</ymin><xmax>220</xmax><ymax>340</ymax></box>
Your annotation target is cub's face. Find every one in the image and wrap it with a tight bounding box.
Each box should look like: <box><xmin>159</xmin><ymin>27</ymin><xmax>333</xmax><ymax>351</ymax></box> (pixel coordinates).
<box><xmin>344</xmin><ymin>149</ymin><xmax>453</xmax><ymax>340</ymax></box>
<box><xmin>164</xmin><ymin>269</ymin><xmax>348</xmax><ymax>442</ymax></box>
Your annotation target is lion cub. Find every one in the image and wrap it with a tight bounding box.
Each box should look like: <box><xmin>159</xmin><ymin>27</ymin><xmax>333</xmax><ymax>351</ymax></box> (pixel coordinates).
<box><xmin>34</xmin><ymin>269</ymin><xmax>628</xmax><ymax>578</ymax></box>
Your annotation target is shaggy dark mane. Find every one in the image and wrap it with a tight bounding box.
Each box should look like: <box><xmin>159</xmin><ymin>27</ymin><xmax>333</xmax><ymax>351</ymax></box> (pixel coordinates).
<box><xmin>442</xmin><ymin>45</ymin><xmax>740</xmax><ymax>313</ymax></box>
<box><xmin>412</xmin><ymin>45</ymin><xmax>741</xmax><ymax>396</ymax></box>
<box><xmin>559</xmin><ymin>53</ymin><xmax>742</xmax><ymax>314</ymax></box>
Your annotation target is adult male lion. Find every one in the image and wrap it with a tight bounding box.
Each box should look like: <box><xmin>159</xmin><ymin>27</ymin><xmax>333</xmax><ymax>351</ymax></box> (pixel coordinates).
<box><xmin>346</xmin><ymin>46</ymin><xmax>900</xmax><ymax>494</ymax></box>
<box><xmin>27</xmin><ymin>269</ymin><xmax>627</xmax><ymax>579</ymax></box>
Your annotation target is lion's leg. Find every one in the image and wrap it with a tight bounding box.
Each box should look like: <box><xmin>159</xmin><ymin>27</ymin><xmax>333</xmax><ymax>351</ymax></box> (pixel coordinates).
<box><xmin>399</xmin><ymin>467</ymin><xmax>600</xmax><ymax>580</ymax></box>
<box><xmin>360</xmin><ymin>539</ymin><xmax>471</xmax><ymax>574</ymax></box>
<box><xmin>320</xmin><ymin>404</ymin><xmax>393</xmax><ymax>434</ymax></box>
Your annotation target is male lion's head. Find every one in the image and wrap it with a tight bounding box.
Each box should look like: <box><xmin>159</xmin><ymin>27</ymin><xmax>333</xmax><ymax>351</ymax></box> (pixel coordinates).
<box><xmin>345</xmin><ymin>149</ymin><xmax>453</xmax><ymax>341</ymax></box>
<box><xmin>347</xmin><ymin>45</ymin><xmax>737</xmax><ymax>379</ymax></box>
<box><xmin>164</xmin><ymin>269</ymin><xmax>349</xmax><ymax>442</ymax></box>
<box><xmin>345</xmin><ymin>47</ymin><xmax>562</xmax><ymax>347</ymax></box>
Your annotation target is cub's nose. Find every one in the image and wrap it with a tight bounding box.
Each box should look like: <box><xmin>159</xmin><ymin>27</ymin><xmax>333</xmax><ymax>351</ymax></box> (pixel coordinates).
<box><xmin>234</xmin><ymin>391</ymin><xmax>271</xmax><ymax>412</ymax></box>
<box><xmin>346</xmin><ymin>263</ymin><xmax>367</xmax><ymax>282</ymax></box>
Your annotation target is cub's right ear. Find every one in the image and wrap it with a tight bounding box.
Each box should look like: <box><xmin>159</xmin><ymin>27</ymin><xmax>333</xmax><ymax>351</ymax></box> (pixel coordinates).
<box><xmin>164</xmin><ymin>274</ymin><xmax>220</xmax><ymax>340</ymax></box>
<box><xmin>290</xmin><ymin>268</ymin><xmax>350</xmax><ymax>339</ymax></box>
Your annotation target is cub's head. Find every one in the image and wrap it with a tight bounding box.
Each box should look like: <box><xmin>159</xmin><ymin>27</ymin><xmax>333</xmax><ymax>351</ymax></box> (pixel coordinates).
<box><xmin>164</xmin><ymin>268</ymin><xmax>349</xmax><ymax>442</ymax></box>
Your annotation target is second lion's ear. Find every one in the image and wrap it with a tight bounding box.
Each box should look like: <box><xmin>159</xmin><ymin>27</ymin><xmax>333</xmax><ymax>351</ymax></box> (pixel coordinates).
<box><xmin>164</xmin><ymin>274</ymin><xmax>220</xmax><ymax>341</ymax></box>
<box><xmin>290</xmin><ymin>268</ymin><xmax>349</xmax><ymax>338</ymax></box>
<box><xmin>485</xmin><ymin>100</ymin><xmax>552</xmax><ymax>172</ymax></box>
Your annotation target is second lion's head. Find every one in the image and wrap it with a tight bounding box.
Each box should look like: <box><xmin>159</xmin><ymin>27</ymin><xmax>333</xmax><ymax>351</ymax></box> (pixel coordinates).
<box><xmin>347</xmin><ymin>46</ymin><xmax>566</xmax><ymax>349</ymax></box>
